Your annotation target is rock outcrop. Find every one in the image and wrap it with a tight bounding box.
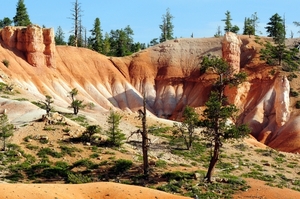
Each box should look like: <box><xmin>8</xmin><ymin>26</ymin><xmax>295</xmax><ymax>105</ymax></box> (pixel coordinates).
<box><xmin>274</xmin><ymin>75</ymin><xmax>290</xmax><ymax>127</ymax></box>
<box><xmin>0</xmin><ymin>25</ymin><xmax>55</xmax><ymax>67</ymax></box>
<box><xmin>222</xmin><ymin>32</ymin><xmax>242</xmax><ymax>74</ymax></box>
<box><xmin>0</xmin><ymin>31</ymin><xmax>300</xmax><ymax>153</ymax></box>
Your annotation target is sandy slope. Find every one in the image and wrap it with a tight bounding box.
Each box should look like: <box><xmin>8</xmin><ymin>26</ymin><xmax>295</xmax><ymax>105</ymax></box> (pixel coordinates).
<box><xmin>0</xmin><ymin>182</ymin><xmax>191</xmax><ymax>199</ymax></box>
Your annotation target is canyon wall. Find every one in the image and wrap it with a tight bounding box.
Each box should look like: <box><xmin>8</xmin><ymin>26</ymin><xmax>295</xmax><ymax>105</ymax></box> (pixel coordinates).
<box><xmin>0</xmin><ymin>27</ymin><xmax>299</xmax><ymax>153</ymax></box>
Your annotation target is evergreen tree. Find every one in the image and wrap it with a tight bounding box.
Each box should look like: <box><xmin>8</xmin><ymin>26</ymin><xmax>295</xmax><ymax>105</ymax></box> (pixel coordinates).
<box><xmin>68</xmin><ymin>88</ymin><xmax>85</xmax><ymax>115</ymax></box>
<box><xmin>106</xmin><ymin>109</ymin><xmax>125</xmax><ymax>147</ymax></box>
<box><xmin>40</xmin><ymin>95</ymin><xmax>54</xmax><ymax>116</ymax></box>
<box><xmin>109</xmin><ymin>25</ymin><xmax>134</xmax><ymax>57</ymax></box>
<box><xmin>90</xmin><ymin>18</ymin><xmax>103</xmax><ymax>53</ymax></box>
<box><xmin>214</xmin><ymin>26</ymin><xmax>223</xmax><ymax>37</ymax></box>
<box><xmin>0</xmin><ymin>17</ymin><xmax>13</xmax><ymax>28</ymax></box>
<box><xmin>222</xmin><ymin>10</ymin><xmax>239</xmax><ymax>34</ymax></box>
<box><xmin>262</xmin><ymin>13</ymin><xmax>289</xmax><ymax>67</ymax></box>
<box><xmin>251</xmin><ymin>12</ymin><xmax>259</xmax><ymax>35</ymax></box>
<box><xmin>13</xmin><ymin>0</ymin><xmax>31</xmax><ymax>26</ymax></box>
<box><xmin>159</xmin><ymin>8</ymin><xmax>174</xmax><ymax>43</ymax></box>
<box><xmin>102</xmin><ymin>33</ymin><xmax>111</xmax><ymax>55</ymax></box>
<box><xmin>0</xmin><ymin>114</ymin><xmax>14</xmax><ymax>151</ymax></box>
<box><xmin>55</xmin><ymin>26</ymin><xmax>66</xmax><ymax>45</ymax></box>
<box><xmin>243</xmin><ymin>17</ymin><xmax>255</xmax><ymax>37</ymax></box>
<box><xmin>172</xmin><ymin>106</ymin><xmax>200</xmax><ymax>150</ymax></box>
<box><xmin>83</xmin><ymin>125</ymin><xmax>101</xmax><ymax>143</ymax></box>
<box><xmin>265</xmin><ymin>13</ymin><xmax>285</xmax><ymax>44</ymax></box>
<box><xmin>222</xmin><ymin>10</ymin><xmax>232</xmax><ymax>33</ymax></box>
<box><xmin>199</xmin><ymin>55</ymin><xmax>250</xmax><ymax>182</ymax></box>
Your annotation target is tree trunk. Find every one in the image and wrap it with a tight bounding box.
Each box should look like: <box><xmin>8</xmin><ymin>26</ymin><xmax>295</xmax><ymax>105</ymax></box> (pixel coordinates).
<box><xmin>142</xmin><ymin>94</ymin><xmax>149</xmax><ymax>178</ymax></box>
<box><xmin>205</xmin><ymin>136</ymin><xmax>220</xmax><ymax>182</ymax></box>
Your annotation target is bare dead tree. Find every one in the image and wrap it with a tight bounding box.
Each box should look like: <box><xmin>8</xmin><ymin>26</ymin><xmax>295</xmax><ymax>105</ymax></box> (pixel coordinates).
<box><xmin>70</xmin><ymin>0</ymin><xmax>83</xmax><ymax>47</ymax></box>
<box><xmin>127</xmin><ymin>93</ymin><xmax>150</xmax><ymax>179</ymax></box>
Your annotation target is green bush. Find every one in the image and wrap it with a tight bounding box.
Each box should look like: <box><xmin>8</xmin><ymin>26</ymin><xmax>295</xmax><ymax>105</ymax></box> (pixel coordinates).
<box><xmin>2</xmin><ymin>59</ymin><xmax>9</xmax><ymax>67</ymax></box>
<box><xmin>290</xmin><ymin>88</ymin><xmax>299</xmax><ymax>97</ymax></box>
<box><xmin>110</xmin><ymin>159</ymin><xmax>133</xmax><ymax>175</ymax></box>
<box><xmin>37</xmin><ymin>147</ymin><xmax>62</xmax><ymax>158</ymax></box>
<box><xmin>67</xmin><ymin>172</ymin><xmax>92</xmax><ymax>184</ymax></box>
<box><xmin>296</xmin><ymin>101</ymin><xmax>300</xmax><ymax>109</ymax></box>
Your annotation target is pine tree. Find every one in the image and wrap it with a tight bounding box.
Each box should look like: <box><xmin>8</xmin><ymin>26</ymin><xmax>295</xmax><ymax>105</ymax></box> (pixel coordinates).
<box><xmin>222</xmin><ymin>11</ymin><xmax>232</xmax><ymax>33</ymax></box>
<box><xmin>243</xmin><ymin>17</ymin><xmax>255</xmax><ymax>37</ymax></box>
<box><xmin>90</xmin><ymin>18</ymin><xmax>103</xmax><ymax>53</ymax></box>
<box><xmin>265</xmin><ymin>13</ymin><xmax>285</xmax><ymax>44</ymax></box>
<box><xmin>55</xmin><ymin>26</ymin><xmax>66</xmax><ymax>45</ymax></box>
<box><xmin>172</xmin><ymin>106</ymin><xmax>199</xmax><ymax>150</ymax></box>
<box><xmin>199</xmin><ymin>55</ymin><xmax>250</xmax><ymax>182</ymax></box>
<box><xmin>13</xmin><ymin>0</ymin><xmax>31</xmax><ymax>26</ymax></box>
<box><xmin>106</xmin><ymin>110</ymin><xmax>125</xmax><ymax>147</ymax></box>
<box><xmin>222</xmin><ymin>10</ymin><xmax>239</xmax><ymax>34</ymax></box>
<box><xmin>159</xmin><ymin>8</ymin><xmax>174</xmax><ymax>43</ymax></box>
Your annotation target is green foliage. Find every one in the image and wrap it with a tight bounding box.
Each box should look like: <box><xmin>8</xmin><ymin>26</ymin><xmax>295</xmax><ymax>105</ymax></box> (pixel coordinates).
<box><xmin>60</xmin><ymin>145</ymin><xmax>82</xmax><ymax>157</ymax></box>
<box><xmin>199</xmin><ymin>55</ymin><xmax>250</xmax><ymax>182</ymax></box>
<box><xmin>0</xmin><ymin>17</ymin><xmax>13</xmax><ymax>28</ymax></box>
<box><xmin>159</xmin><ymin>8</ymin><xmax>174</xmax><ymax>43</ymax></box>
<box><xmin>72</xmin><ymin>158</ymin><xmax>98</xmax><ymax>170</ymax></box>
<box><xmin>55</xmin><ymin>26</ymin><xmax>66</xmax><ymax>45</ymax></box>
<box><xmin>37</xmin><ymin>147</ymin><xmax>62</xmax><ymax>158</ymax></box>
<box><xmin>68</xmin><ymin>88</ymin><xmax>85</xmax><ymax>115</ymax></box>
<box><xmin>106</xmin><ymin>110</ymin><xmax>125</xmax><ymax>147</ymax></box>
<box><xmin>89</xmin><ymin>17</ymin><xmax>103</xmax><ymax>53</ymax></box>
<box><xmin>287</xmin><ymin>72</ymin><xmax>297</xmax><ymax>81</ymax></box>
<box><xmin>110</xmin><ymin>159</ymin><xmax>133</xmax><ymax>175</ymax></box>
<box><xmin>82</xmin><ymin>125</ymin><xmax>101</xmax><ymax>143</ymax></box>
<box><xmin>13</xmin><ymin>0</ymin><xmax>31</xmax><ymax>26</ymax></box>
<box><xmin>172</xmin><ymin>106</ymin><xmax>200</xmax><ymax>150</ymax></box>
<box><xmin>222</xmin><ymin>10</ymin><xmax>239</xmax><ymax>33</ymax></box>
<box><xmin>296</xmin><ymin>101</ymin><xmax>300</xmax><ymax>109</ymax></box>
<box><xmin>290</xmin><ymin>88</ymin><xmax>299</xmax><ymax>97</ymax></box>
<box><xmin>155</xmin><ymin>160</ymin><xmax>167</xmax><ymax>168</ymax></box>
<box><xmin>108</xmin><ymin>25</ymin><xmax>136</xmax><ymax>56</ymax></box>
<box><xmin>2</xmin><ymin>59</ymin><xmax>9</xmax><ymax>67</ymax></box>
<box><xmin>0</xmin><ymin>114</ymin><xmax>14</xmax><ymax>151</ymax></box>
<box><xmin>67</xmin><ymin>172</ymin><xmax>92</xmax><ymax>184</ymax></box>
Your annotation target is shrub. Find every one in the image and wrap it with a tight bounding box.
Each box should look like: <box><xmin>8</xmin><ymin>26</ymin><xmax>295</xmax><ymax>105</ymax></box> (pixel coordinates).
<box><xmin>2</xmin><ymin>59</ymin><xmax>9</xmax><ymax>67</ymax></box>
<box><xmin>296</xmin><ymin>101</ymin><xmax>300</xmax><ymax>109</ymax></box>
<box><xmin>290</xmin><ymin>88</ymin><xmax>299</xmax><ymax>97</ymax></box>
<box><xmin>287</xmin><ymin>73</ymin><xmax>298</xmax><ymax>81</ymax></box>
<box><xmin>67</xmin><ymin>172</ymin><xmax>92</xmax><ymax>184</ymax></box>
<box><xmin>110</xmin><ymin>159</ymin><xmax>133</xmax><ymax>175</ymax></box>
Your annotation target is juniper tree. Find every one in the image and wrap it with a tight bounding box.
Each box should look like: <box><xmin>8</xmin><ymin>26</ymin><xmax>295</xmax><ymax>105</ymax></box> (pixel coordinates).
<box><xmin>199</xmin><ymin>55</ymin><xmax>250</xmax><ymax>182</ymax></box>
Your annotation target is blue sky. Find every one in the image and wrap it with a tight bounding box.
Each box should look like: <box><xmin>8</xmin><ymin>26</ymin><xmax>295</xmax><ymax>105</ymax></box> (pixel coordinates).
<box><xmin>1</xmin><ymin>0</ymin><xmax>300</xmax><ymax>44</ymax></box>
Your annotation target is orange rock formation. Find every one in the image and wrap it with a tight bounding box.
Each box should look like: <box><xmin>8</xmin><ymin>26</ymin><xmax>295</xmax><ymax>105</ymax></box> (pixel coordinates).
<box><xmin>0</xmin><ymin>27</ymin><xmax>299</xmax><ymax>153</ymax></box>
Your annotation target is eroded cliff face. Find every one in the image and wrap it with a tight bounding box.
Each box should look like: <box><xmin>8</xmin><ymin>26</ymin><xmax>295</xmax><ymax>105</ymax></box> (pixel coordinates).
<box><xmin>0</xmin><ymin>25</ymin><xmax>55</xmax><ymax>67</ymax></box>
<box><xmin>0</xmin><ymin>29</ymin><xmax>298</xmax><ymax>153</ymax></box>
